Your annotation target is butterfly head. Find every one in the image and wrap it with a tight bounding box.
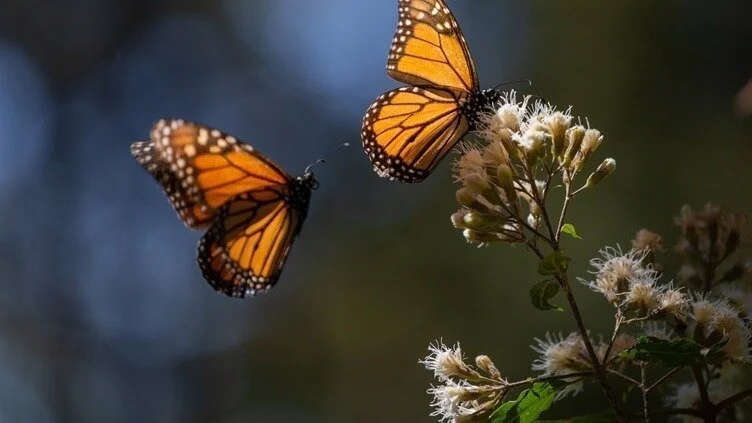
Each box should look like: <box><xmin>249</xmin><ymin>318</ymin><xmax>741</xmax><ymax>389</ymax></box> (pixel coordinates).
<box><xmin>297</xmin><ymin>171</ymin><xmax>319</xmax><ymax>190</ymax></box>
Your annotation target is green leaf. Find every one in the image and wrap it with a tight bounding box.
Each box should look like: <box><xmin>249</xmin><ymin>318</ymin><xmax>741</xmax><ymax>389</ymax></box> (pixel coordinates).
<box><xmin>489</xmin><ymin>382</ymin><xmax>555</xmax><ymax>423</ymax></box>
<box><xmin>529</xmin><ymin>280</ymin><xmax>564</xmax><ymax>311</ymax></box>
<box><xmin>561</xmin><ymin>223</ymin><xmax>581</xmax><ymax>239</ymax></box>
<box><xmin>547</xmin><ymin>410</ymin><xmax>616</xmax><ymax>422</ymax></box>
<box><xmin>537</xmin><ymin>250</ymin><xmax>571</xmax><ymax>276</ymax></box>
<box><xmin>620</xmin><ymin>336</ymin><xmax>703</xmax><ymax>366</ymax></box>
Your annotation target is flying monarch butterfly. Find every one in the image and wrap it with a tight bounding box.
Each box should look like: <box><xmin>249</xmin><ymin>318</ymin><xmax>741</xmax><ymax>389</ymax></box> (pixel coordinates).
<box><xmin>362</xmin><ymin>0</ymin><xmax>502</xmax><ymax>182</ymax></box>
<box><xmin>130</xmin><ymin>119</ymin><xmax>320</xmax><ymax>298</ymax></box>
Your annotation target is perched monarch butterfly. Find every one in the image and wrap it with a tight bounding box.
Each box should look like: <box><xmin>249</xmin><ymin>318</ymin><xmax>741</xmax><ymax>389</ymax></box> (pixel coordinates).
<box><xmin>362</xmin><ymin>0</ymin><xmax>502</xmax><ymax>182</ymax></box>
<box><xmin>130</xmin><ymin>119</ymin><xmax>318</xmax><ymax>298</ymax></box>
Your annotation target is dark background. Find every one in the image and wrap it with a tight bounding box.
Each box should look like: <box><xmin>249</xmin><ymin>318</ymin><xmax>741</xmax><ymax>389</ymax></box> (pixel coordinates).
<box><xmin>1</xmin><ymin>1</ymin><xmax>751</xmax><ymax>422</ymax></box>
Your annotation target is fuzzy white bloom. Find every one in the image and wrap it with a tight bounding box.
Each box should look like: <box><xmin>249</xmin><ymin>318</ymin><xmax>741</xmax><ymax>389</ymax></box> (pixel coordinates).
<box><xmin>427</xmin><ymin>381</ymin><xmax>473</xmax><ymax>423</ymax></box>
<box><xmin>422</xmin><ymin>341</ymin><xmax>507</xmax><ymax>422</ymax></box>
<box><xmin>622</xmin><ymin>276</ymin><xmax>662</xmax><ymax>313</ymax></box>
<box><xmin>580</xmin><ymin>245</ymin><xmax>658</xmax><ymax>305</ymax></box>
<box><xmin>531</xmin><ymin>333</ymin><xmax>591</xmax><ymax>399</ymax></box>
<box><xmin>691</xmin><ymin>297</ymin><xmax>751</xmax><ymax>361</ymax></box>
<box><xmin>657</xmin><ymin>286</ymin><xmax>690</xmax><ymax>320</ymax></box>
<box><xmin>479</xmin><ymin>91</ymin><xmax>572</xmax><ymax>146</ymax></box>
<box><xmin>421</xmin><ymin>341</ymin><xmax>474</xmax><ymax>382</ymax></box>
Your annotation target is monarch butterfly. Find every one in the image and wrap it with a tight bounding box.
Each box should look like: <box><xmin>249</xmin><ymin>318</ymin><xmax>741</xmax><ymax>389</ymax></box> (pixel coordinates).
<box><xmin>362</xmin><ymin>0</ymin><xmax>502</xmax><ymax>182</ymax></box>
<box><xmin>130</xmin><ymin>119</ymin><xmax>317</xmax><ymax>298</ymax></box>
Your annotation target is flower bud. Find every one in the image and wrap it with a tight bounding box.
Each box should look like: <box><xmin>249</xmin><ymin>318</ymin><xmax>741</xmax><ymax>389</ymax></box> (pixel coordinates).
<box><xmin>475</xmin><ymin>355</ymin><xmax>502</xmax><ymax>379</ymax></box>
<box><xmin>463</xmin><ymin>229</ymin><xmax>501</xmax><ymax>244</ymax></box>
<box><xmin>575</xmin><ymin>129</ymin><xmax>604</xmax><ymax>169</ymax></box>
<box><xmin>495</xmin><ymin>164</ymin><xmax>517</xmax><ymax>206</ymax></box>
<box><xmin>456</xmin><ymin>187</ymin><xmax>482</xmax><ymax>210</ymax></box>
<box><xmin>562</xmin><ymin>125</ymin><xmax>585</xmax><ymax>167</ymax></box>
<box><xmin>464</xmin><ymin>172</ymin><xmax>501</xmax><ymax>206</ymax></box>
<box><xmin>585</xmin><ymin>158</ymin><xmax>616</xmax><ymax>188</ymax></box>
<box><xmin>450</xmin><ymin>210</ymin><xmax>470</xmax><ymax>229</ymax></box>
<box><xmin>546</xmin><ymin>112</ymin><xmax>572</xmax><ymax>159</ymax></box>
<box><xmin>463</xmin><ymin>212</ymin><xmax>503</xmax><ymax>233</ymax></box>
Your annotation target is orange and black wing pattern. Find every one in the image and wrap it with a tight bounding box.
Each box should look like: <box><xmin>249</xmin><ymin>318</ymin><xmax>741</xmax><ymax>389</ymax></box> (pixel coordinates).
<box><xmin>131</xmin><ymin>119</ymin><xmax>315</xmax><ymax>298</ymax></box>
<box><xmin>362</xmin><ymin>87</ymin><xmax>469</xmax><ymax>182</ymax></box>
<box><xmin>198</xmin><ymin>177</ymin><xmax>313</xmax><ymax>297</ymax></box>
<box><xmin>362</xmin><ymin>0</ymin><xmax>500</xmax><ymax>183</ymax></box>
<box><xmin>131</xmin><ymin>140</ymin><xmax>214</xmax><ymax>228</ymax></box>
<box><xmin>387</xmin><ymin>0</ymin><xmax>478</xmax><ymax>92</ymax></box>
<box><xmin>149</xmin><ymin>119</ymin><xmax>292</xmax><ymax>214</ymax></box>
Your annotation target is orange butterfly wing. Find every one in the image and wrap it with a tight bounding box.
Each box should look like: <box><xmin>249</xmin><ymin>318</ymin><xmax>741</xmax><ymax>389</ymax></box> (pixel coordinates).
<box><xmin>362</xmin><ymin>0</ymin><xmax>493</xmax><ymax>182</ymax></box>
<box><xmin>149</xmin><ymin>119</ymin><xmax>292</xmax><ymax>214</ymax></box>
<box><xmin>362</xmin><ymin>87</ymin><xmax>469</xmax><ymax>182</ymax></box>
<box><xmin>198</xmin><ymin>180</ymin><xmax>312</xmax><ymax>298</ymax></box>
<box><xmin>132</xmin><ymin>119</ymin><xmax>315</xmax><ymax>297</ymax></box>
<box><xmin>130</xmin><ymin>140</ymin><xmax>214</xmax><ymax>227</ymax></box>
<box><xmin>387</xmin><ymin>0</ymin><xmax>478</xmax><ymax>93</ymax></box>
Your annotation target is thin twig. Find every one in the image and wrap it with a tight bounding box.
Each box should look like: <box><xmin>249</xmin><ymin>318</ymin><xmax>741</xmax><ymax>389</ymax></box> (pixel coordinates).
<box><xmin>554</xmin><ymin>170</ymin><xmax>573</xmax><ymax>243</ymax></box>
<box><xmin>607</xmin><ymin>368</ymin><xmax>640</xmax><ymax>386</ymax></box>
<box><xmin>716</xmin><ymin>387</ymin><xmax>752</xmax><ymax>410</ymax></box>
<box><xmin>524</xmin><ymin>164</ymin><xmax>557</xmax><ymax>241</ymax></box>
<box><xmin>602</xmin><ymin>311</ymin><xmax>623</xmax><ymax>364</ymax></box>
<box><xmin>641</xmin><ymin>365</ymin><xmax>649</xmax><ymax>423</ymax></box>
<box><xmin>506</xmin><ymin>371</ymin><xmax>596</xmax><ymax>388</ymax></box>
<box><xmin>646</xmin><ymin>366</ymin><xmax>683</xmax><ymax>393</ymax></box>
<box><xmin>571</xmin><ymin>184</ymin><xmax>589</xmax><ymax>196</ymax></box>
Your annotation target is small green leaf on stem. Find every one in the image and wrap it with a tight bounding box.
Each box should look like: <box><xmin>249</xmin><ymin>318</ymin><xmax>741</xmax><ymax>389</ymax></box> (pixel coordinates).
<box><xmin>620</xmin><ymin>336</ymin><xmax>703</xmax><ymax>366</ymax></box>
<box><xmin>537</xmin><ymin>250</ymin><xmax>571</xmax><ymax>276</ymax></box>
<box><xmin>561</xmin><ymin>223</ymin><xmax>581</xmax><ymax>239</ymax></box>
<box><xmin>529</xmin><ymin>280</ymin><xmax>564</xmax><ymax>311</ymax></box>
<box><xmin>490</xmin><ymin>382</ymin><xmax>556</xmax><ymax>423</ymax></box>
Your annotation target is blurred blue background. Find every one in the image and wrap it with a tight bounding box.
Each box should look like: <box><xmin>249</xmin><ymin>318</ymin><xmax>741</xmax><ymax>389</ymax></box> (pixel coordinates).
<box><xmin>1</xmin><ymin>1</ymin><xmax>751</xmax><ymax>421</ymax></box>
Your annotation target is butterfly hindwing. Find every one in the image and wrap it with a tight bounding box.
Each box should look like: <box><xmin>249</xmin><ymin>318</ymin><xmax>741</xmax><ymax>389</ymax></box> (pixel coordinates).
<box><xmin>362</xmin><ymin>87</ymin><xmax>469</xmax><ymax>182</ymax></box>
<box><xmin>387</xmin><ymin>0</ymin><xmax>478</xmax><ymax>93</ymax></box>
<box><xmin>198</xmin><ymin>182</ymin><xmax>311</xmax><ymax>298</ymax></box>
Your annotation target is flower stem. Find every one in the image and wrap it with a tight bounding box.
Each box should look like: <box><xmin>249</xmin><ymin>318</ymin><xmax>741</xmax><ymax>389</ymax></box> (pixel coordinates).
<box><xmin>506</xmin><ymin>371</ymin><xmax>595</xmax><ymax>388</ymax></box>
<box><xmin>691</xmin><ymin>365</ymin><xmax>716</xmax><ymax>422</ymax></box>
<box><xmin>641</xmin><ymin>365</ymin><xmax>649</xmax><ymax>423</ymax></box>
<box><xmin>602</xmin><ymin>311</ymin><xmax>623</xmax><ymax>364</ymax></box>
<box><xmin>554</xmin><ymin>171</ymin><xmax>574</xmax><ymax>243</ymax></box>
<box><xmin>558</xmin><ymin>273</ymin><xmax>626</xmax><ymax>421</ymax></box>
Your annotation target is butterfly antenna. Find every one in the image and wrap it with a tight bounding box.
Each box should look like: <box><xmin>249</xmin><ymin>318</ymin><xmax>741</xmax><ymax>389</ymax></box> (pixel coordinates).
<box><xmin>304</xmin><ymin>142</ymin><xmax>350</xmax><ymax>174</ymax></box>
<box><xmin>492</xmin><ymin>79</ymin><xmax>533</xmax><ymax>91</ymax></box>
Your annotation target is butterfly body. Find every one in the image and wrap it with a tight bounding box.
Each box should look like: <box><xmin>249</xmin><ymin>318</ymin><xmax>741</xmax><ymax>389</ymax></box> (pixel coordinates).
<box><xmin>461</xmin><ymin>89</ymin><xmax>503</xmax><ymax>128</ymax></box>
<box><xmin>131</xmin><ymin>119</ymin><xmax>315</xmax><ymax>298</ymax></box>
<box><xmin>362</xmin><ymin>0</ymin><xmax>501</xmax><ymax>183</ymax></box>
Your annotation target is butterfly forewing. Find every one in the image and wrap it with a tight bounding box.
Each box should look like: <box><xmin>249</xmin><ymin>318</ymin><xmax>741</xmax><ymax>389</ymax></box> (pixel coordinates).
<box><xmin>387</xmin><ymin>0</ymin><xmax>478</xmax><ymax>93</ymax></box>
<box><xmin>149</xmin><ymin>119</ymin><xmax>292</xmax><ymax>212</ymax></box>
<box><xmin>130</xmin><ymin>140</ymin><xmax>214</xmax><ymax>228</ymax></box>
